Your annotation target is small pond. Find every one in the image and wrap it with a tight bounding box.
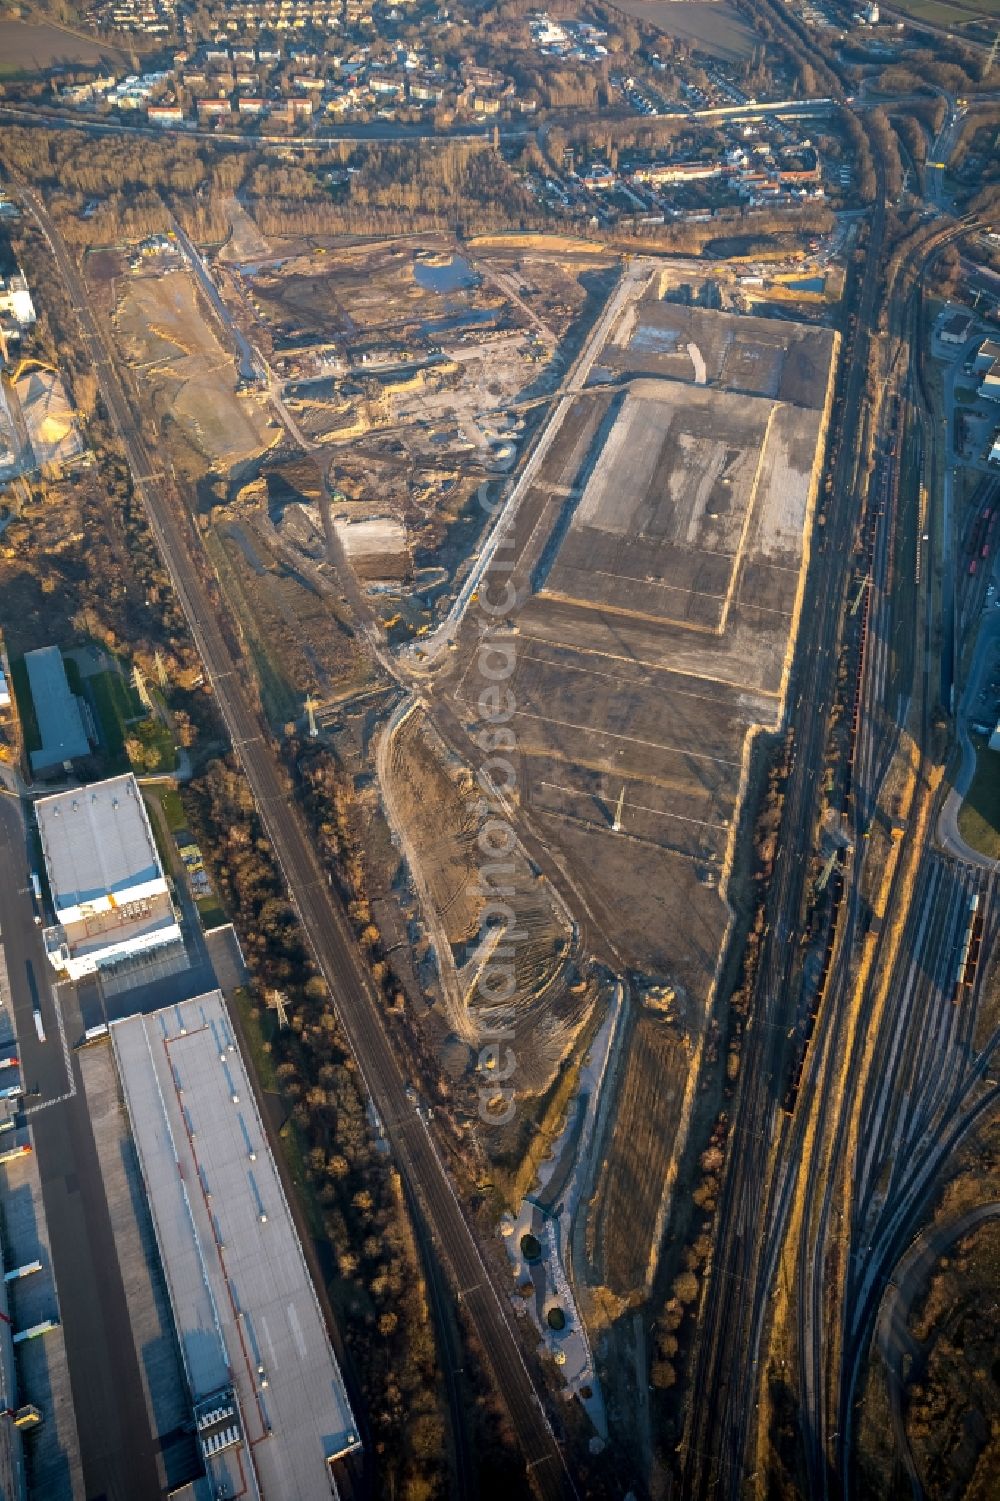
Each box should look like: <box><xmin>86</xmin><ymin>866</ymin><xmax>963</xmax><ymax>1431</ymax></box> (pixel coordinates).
<box><xmin>413</xmin><ymin>254</ymin><xmax>478</xmax><ymax>293</ymax></box>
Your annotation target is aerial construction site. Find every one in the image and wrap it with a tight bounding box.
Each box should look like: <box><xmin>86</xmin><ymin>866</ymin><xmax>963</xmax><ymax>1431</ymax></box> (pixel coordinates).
<box><xmin>76</xmin><ymin>212</ymin><xmax>844</xmax><ymax>1474</ymax></box>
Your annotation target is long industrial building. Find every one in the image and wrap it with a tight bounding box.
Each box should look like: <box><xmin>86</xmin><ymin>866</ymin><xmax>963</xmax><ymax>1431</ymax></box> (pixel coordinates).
<box><xmin>37</xmin><ymin>772</ymin><xmax>182</xmax><ymax>981</ymax></box>
<box><xmin>24</xmin><ymin>646</ymin><xmax>90</xmax><ymax>774</ymax></box>
<box><xmin>112</xmin><ymin>992</ymin><xmax>360</xmax><ymax>1500</ymax></box>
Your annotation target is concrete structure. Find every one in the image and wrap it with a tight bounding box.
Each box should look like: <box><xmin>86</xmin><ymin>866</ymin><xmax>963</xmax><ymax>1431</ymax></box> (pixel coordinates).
<box><xmin>112</xmin><ymin>992</ymin><xmax>359</xmax><ymax>1500</ymax></box>
<box><xmin>37</xmin><ymin>773</ymin><xmax>181</xmax><ymax>981</ymax></box>
<box><xmin>0</xmin><ymin>667</ymin><xmax>9</xmax><ymax>711</ymax></box>
<box><xmin>989</xmin><ymin>430</ymin><xmax>1000</xmax><ymax>466</ymax></box>
<box><xmin>990</xmin><ymin>719</ymin><xmax>1000</xmax><ymax>752</ymax></box>
<box><xmin>23</xmin><ymin>646</ymin><xmax>90</xmax><ymax>774</ymax></box>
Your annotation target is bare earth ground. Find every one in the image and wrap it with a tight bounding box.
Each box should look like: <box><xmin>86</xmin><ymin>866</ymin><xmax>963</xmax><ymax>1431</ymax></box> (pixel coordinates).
<box><xmin>610</xmin><ymin>0</ymin><xmax>756</xmax><ymax>60</ymax></box>
<box><xmin>445</xmin><ymin>304</ymin><xmax>836</xmax><ymax>999</ymax></box>
<box><xmin>205</xmin><ymin>510</ymin><xmax>366</xmax><ymax>723</ymax></box>
<box><xmin>98</xmin><ymin>228</ymin><xmax>836</xmax><ymax>1312</ymax></box>
<box><xmin>380</xmin><ymin>705</ymin><xmax>590</xmax><ymax>1103</ymax></box>
<box><xmin>114</xmin><ymin>268</ymin><xmax>277</xmax><ymax>473</ymax></box>
<box><xmin>15</xmin><ymin>367</ymin><xmax>83</xmax><ymax>470</ymax></box>
<box><xmin>589</xmin><ymin>1014</ymin><xmax>692</xmax><ymax>1293</ymax></box>
<box><xmin>214</xmin><ymin>235</ymin><xmax>616</xmax><ymax>608</ymax></box>
<box><xmin>0</xmin><ymin>19</ymin><xmax>128</xmax><ymax>72</ymax></box>
<box><xmin>434</xmin><ymin>296</ymin><xmax>836</xmax><ymax>1292</ymax></box>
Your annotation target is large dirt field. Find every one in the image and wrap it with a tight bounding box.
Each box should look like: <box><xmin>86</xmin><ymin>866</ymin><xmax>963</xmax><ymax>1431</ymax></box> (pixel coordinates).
<box><xmin>114</xmin><ymin>269</ymin><xmax>277</xmax><ymax>472</ymax></box>
<box><xmin>380</xmin><ymin>705</ymin><xmax>588</xmax><ymax>1101</ymax></box>
<box><xmin>541</xmin><ymin>380</ymin><xmax>818</xmax><ymax>643</ymax></box>
<box><xmin>205</xmin><ymin>232</ymin><xmax>617</xmax><ymax>613</ymax></box>
<box><xmin>612</xmin><ymin>0</ymin><xmax>756</xmax><ymax>59</ymax></box>
<box><xmin>589</xmin><ymin>1015</ymin><xmax>691</xmax><ymax>1294</ymax></box>
<box><xmin>441</xmin><ymin>301</ymin><xmax>836</xmax><ymax>1009</ymax></box>
<box><xmin>205</xmin><ymin>514</ymin><xmax>366</xmax><ymax>722</ymax></box>
<box><xmin>0</xmin><ymin>19</ymin><xmax>128</xmax><ymax>73</ymax></box>
<box><xmin>425</xmin><ymin>288</ymin><xmax>836</xmax><ymax>1304</ymax></box>
<box><xmin>610</xmin><ymin>297</ymin><xmax>835</xmax><ymax>411</ymax></box>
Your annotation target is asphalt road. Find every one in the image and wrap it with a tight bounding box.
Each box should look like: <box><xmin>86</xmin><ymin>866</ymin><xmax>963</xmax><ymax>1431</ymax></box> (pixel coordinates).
<box><xmin>0</xmin><ymin>796</ymin><xmax>68</xmax><ymax>1103</ymax></box>
<box><xmin>0</xmin><ymin>796</ymin><xmax>162</xmax><ymax>1500</ymax></box>
<box><xmin>15</xmin><ymin>186</ymin><xmax>575</xmax><ymax>1500</ymax></box>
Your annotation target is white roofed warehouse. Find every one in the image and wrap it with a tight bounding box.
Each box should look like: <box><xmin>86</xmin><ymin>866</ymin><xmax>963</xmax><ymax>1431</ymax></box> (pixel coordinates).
<box><xmin>112</xmin><ymin>992</ymin><xmax>360</xmax><ymax>1499</ymax></box>
<box><xmin>36</xmin><ymin>773</ymin><xmax>182</xmax><ymax>981</ymax></box>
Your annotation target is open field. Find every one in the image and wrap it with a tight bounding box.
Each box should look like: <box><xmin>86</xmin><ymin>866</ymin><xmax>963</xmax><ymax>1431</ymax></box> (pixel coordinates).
<box><xmin>85</xmin><ymin>666</ymin><xmax>176</xmax><ymax>773</ymax></box>
<box><xmin>0</xmin><ymin>19</ymin><xmax>128</xmax><ymax>74</ymax></box>
<box><xmin>381</xmin><ymin>705</ymin><xmax>589</xmax><ymax>1103</ymax></box>
<box><xmin>886</xmin><ymin>0</ymin><xmax>1000</xmax><ymax>22</ymax></box>
<box><xmin>114</xmin><ymin>268</ymin><xmax>277</xmax><ymax>472</ymax></box>
<box><xmin>212</xmin><ymin>231</ymin><xmax>616</xmax><ymax>596</ymax></box>
<box><xmin>542</xmin><ymin>380</ymin><xmax>819</xmax><ymax>645</ymax></box>
<box><xmin>386</xmin><ymin>707</ymin><xmax>482</xmax><ymax>950</ymax></box>
<box><xmin>205</xmin><ymin>521</ymin><xmax>365</xmax><ymax>723</ymax></box>
<box><xmin>607</xmin><ymin>296</ymin><xmax>835</xmax><ymax>410</ymax></box>
<box><xmin>612</xmin><ymin>0</ymin><xmax>756</xmax><ymax>59</ymax></box>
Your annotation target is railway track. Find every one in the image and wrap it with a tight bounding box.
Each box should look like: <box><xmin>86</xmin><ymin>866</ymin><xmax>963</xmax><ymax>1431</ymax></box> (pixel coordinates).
<box><xmin>679</xmin><ymin>132</ymin><xmax>891</xmax><ymax>1500</ymax></box>
<box><xmin>791</xmin><ymin>216</ymin><xmax>989</xmax><ymax>1495</ymax></box>
<box><xmin>680</xmin><ymin>153</ymin><xmax>985</xmax><ymax>1501</ymax></box>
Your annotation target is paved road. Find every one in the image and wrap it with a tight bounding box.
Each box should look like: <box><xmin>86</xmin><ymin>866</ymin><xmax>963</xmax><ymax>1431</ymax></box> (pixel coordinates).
<box><xmin>0</xmin><ymin>797</ymin><xmax>162</xmax><ymax>1501</ymax></box>
<box><xmin>928</xmin><ymin>100</ymin><xmax>963</xmax><ymax>212</ymax></box>
<box><xmin>16</xmin><ymin>185</ymin><xmax>575</xmax><ymax>1500</ymax></box>
<box><xmin>0</xmin><ymin>796</ymin><xmax>68</xmax><ymax>1104</ymax></box>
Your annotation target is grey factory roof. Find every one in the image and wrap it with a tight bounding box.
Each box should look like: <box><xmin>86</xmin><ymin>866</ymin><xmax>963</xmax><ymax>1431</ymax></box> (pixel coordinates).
<box><xmin>35</xmin><ymin>774</ymin><xmax>164</xmax><ymax>922</ymax></box>
<box><xmin>112</xmin><ymin>993</ymin><xmax>359</xmax><ymax>1501</ymax></box>
<box><xmin>24</xmin><ymin>647</ymin><xmax>89</xmax><ymax>773</ymax></box>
